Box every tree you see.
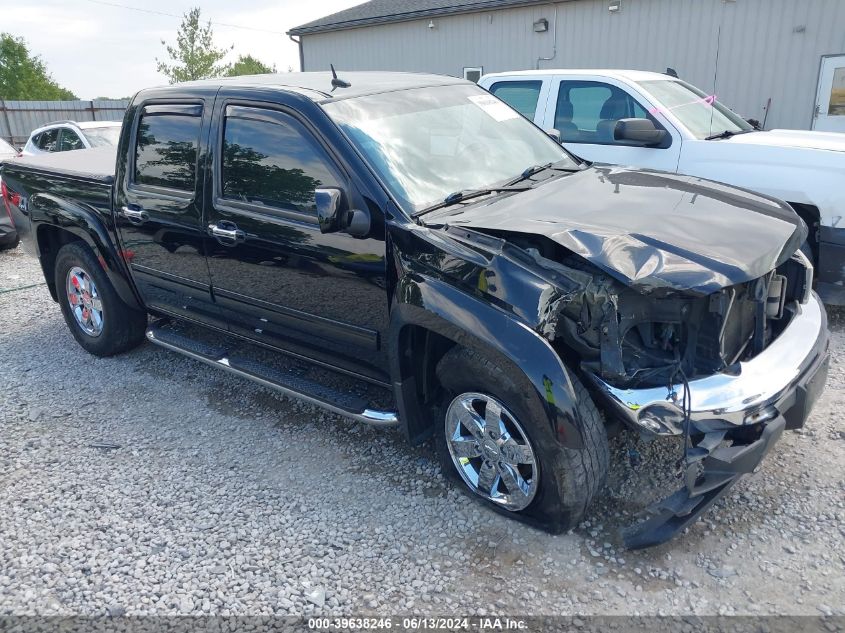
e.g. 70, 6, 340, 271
0, 33, 76, 100
226, 54, 276, 77
156, 7, 232, 83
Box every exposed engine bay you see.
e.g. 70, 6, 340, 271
434, 165, 812, 390
486, 232, 813, 390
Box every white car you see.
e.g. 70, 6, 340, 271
22, 120, 122, 156
479, 69, 845, 303
0, 138, 20, 160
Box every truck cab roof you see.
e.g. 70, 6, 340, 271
160, 71, 469, 102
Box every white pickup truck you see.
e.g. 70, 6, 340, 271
479, 69, 845, 303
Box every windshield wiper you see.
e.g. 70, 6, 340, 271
413, 186, 529, 218
704, 129, 757, 141
506, 160, 583, 186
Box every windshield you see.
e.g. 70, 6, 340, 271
84, 125, 121, 147
639, 79, 753, 139
323, 84, 577, 212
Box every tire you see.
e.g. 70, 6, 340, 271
0, 235, 18, 251
434, 346, 609, 533
55, 242, 147, 357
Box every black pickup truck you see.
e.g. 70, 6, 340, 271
1, 72, 830, 548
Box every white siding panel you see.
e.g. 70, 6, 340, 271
301, 0, 845, 130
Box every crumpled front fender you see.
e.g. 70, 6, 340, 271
389, 271, 588, 449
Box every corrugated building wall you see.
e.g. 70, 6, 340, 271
0, 100, 129, 147
300, 0, 845, 130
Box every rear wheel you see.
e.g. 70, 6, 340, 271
435, 346, 609, 532
55, 242, 147, 356
0, 234, 18, 251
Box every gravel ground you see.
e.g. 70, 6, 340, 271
0, 242, 843, 617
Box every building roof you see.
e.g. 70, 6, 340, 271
288, 0, 550, 35
175, 71, 468, 102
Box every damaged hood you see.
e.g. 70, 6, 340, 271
439, 166, 805, 294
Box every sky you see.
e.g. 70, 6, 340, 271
1, 0, 364, 99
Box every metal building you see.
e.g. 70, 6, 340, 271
288, 0, 845, 131
0, 100, 129, 147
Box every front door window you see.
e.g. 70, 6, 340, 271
220, 109, 338, 217
555, 80, 649, 144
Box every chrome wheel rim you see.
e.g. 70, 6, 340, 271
66, 266, 103, 337
445, 392, 539, 511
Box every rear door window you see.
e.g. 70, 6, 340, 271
36, 129, 59, 152
488, 81, 543, 119
134, 106, 202, 191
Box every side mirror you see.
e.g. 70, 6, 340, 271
315, 187, 371, 238
345, 208, 371, 238
315, 187, 343, 233
614, 119, 668, 147
546, 128, 562, 143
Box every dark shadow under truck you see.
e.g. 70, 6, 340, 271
0, 72, 829, 548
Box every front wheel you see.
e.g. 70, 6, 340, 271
435, 346, 609, 532
55, 242, 147, 357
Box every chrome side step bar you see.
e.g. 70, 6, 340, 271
145, 324, 400, 429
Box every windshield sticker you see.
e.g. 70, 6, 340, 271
649, 94, 717, 117
468, 95, 519, 122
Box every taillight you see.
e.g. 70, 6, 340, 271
1, 180, 19, 227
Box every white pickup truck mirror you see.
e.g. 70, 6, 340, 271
614, 119, 668, 147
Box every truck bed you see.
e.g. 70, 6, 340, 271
9, 147, 117, 184
1, 147, 117, 257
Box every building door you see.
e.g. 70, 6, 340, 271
813, 55, 845, 133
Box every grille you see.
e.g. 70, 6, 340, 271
696, 281, 758, 368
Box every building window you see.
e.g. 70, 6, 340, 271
463, 67, 483, 83
829, 67, 845, 116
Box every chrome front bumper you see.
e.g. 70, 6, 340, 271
587, 293, 829, 435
